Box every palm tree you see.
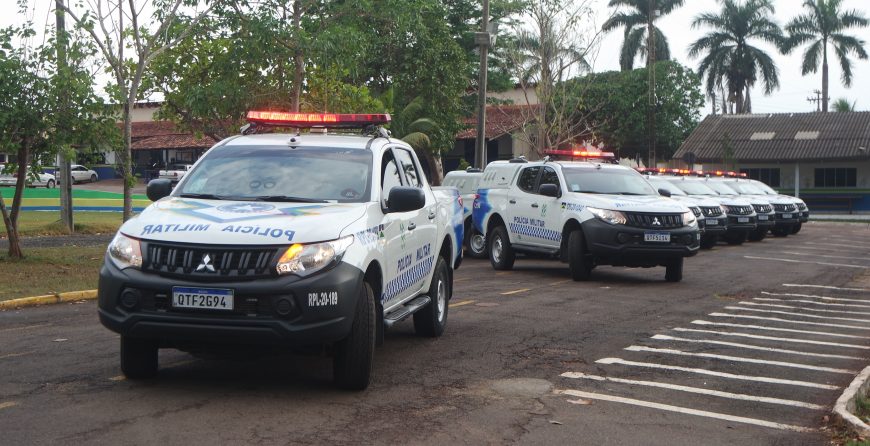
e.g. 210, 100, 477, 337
782, 0, 869, 112
832, 97, 856, 112
688, 0, 786, 114
602, 0, 685, 71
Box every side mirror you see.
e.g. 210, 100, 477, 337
538, 183, 560, 197
387, 186, 425, 213
658, 188, 672, 198
147, 179, 173, 201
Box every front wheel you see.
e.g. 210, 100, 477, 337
46, 179, 55, 189
489, 226, 515, 270
772, 227, 791, 237
568, 229, 591, 281
700, 235, 718, 249
120, 336, 158, 379
90, 174, 97, 183
665, 258, 684, 282
747, 229, 767, 242
791, 222, 802, 234
414, 257, 450, 337
333, 281, 376, 390
466, 227, 488, 259
725, 231, 746, 245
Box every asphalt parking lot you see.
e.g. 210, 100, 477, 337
1, 221, 869, 445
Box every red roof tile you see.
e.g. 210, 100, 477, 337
456, 104, 539, 139
121, 121, 218, 150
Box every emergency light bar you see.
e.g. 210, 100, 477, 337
543, 149, 615, 158
246, 111, 391, 128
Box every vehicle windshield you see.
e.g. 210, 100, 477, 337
668, 180, 718, 196
562, 167, 658, 195
177, 145, 373, 203
725, 181, 764, 195
751, 181, 778, 195
646, 177, 687, 196
706, 181, 738, 195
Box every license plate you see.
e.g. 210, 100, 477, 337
737, 217, 749, 223
706, 219, 718, 225
644, 231, 670, 243
783, 213, 792, 219
172, 287, 234, 310
758, 215, 769, 221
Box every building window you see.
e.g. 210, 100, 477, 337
740, 168, 781, 187
814, 168, 857, 188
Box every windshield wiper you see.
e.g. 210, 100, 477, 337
250, 195, 327, 203
179, 193, 228, 200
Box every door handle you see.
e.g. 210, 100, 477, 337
407, 223, 417, 231
531, 203, 539, 208
428, 210, 436, 220
509, 199, 517, 204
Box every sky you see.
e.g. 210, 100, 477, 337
4, 0, 870, 116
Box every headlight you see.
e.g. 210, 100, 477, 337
588, 207, 627, 225
107, 232, 142, 269
276, 235, 354, 276
682, 211, 697, 227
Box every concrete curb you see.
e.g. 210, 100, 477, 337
834, 365, 870, 437
0, 290, 98, 310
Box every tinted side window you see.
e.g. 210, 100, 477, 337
393, 149, 422, 188
381, 151, 403, 196
540, 167, 560, 192
517, 166, 541, 193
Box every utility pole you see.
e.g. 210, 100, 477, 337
807, 89, 822, 112
56, 0, 73, 232
647, 0, 656, 168
474, 0, 490, 169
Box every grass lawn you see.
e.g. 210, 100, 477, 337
0, 187, 151, 210
0, 211, 123, 237
0, 245, 106, 301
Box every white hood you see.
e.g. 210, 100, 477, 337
572, 193, 690, 213
120, 197, 367, 245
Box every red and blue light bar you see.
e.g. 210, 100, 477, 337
246, 111, 391, 128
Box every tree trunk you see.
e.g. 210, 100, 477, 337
822, 41, 829, 113
0, 194, 22, 258
421, 149, 443, 186
291, 0, 303, 112
122, 100, 133, 221
10, 145, 28, 227
735, 87, 745, 114
744, 86, 752, 114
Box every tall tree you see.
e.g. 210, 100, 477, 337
782, 0, 868, 112
832, 97, 857, 112
601, 0, 685, 71
688, 0, 786, 114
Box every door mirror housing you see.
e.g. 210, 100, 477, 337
539, 183, 560, 197
658, 188, 672, 198
387, 186, 425, 213
147, 179, 173, 201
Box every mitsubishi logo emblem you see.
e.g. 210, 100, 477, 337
196, 254, 215, 272
652, 217, 662, 226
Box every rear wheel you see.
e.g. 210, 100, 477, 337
568, 229, 591, 281
725, 231, 746, 245
489, 226, 515, 270
333, 281, 376, 390
90, 174, 97, 183
414, 257, 450, 337
466, 227, 487, 259
665, 258, 684, 282
791, 222, 802, 234
120, 336, 158, 379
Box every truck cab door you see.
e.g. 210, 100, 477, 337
537, 166, 565, 248
509, 165, 547, 247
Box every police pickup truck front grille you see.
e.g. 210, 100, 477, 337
773, 203, 797, 213
700, 206, 723, 217
624, 213, 684, 229
752, 204, 773, 214
725, 205, 753, 215
142, 242, 280, 279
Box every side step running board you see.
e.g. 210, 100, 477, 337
383, 296, 430, 328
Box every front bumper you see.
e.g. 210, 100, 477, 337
800, 210, 810, 223
755, 213, 775, 229
725, 215, 756, 232
98, 257, 364, 346
774, 211, 800, 228
581, 218, 699, 267
700, 216, 728, 234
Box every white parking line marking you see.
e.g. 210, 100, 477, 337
778, 245, 865, 254
0, 323, 52, 333
0, 351, 33, 360
690, 320, 870, 340
449, 300, 475, 308
724, 306, 870, 323
556, 389, 816, 433
560, 372, 826, 410
500, 288, 530, 295
754, 297, 870, 309
783, 284, 870, 292
762, 291, 870, 304
595, 357, 840, 390
805, 241, 870, 249
744, 256, 868, 269
778, 251, 870, 262
0, 402, 18, 410
739, 301, 870, 316
709, 313, 870, 331
624, 345, 857, 374
652, 334, 864, 359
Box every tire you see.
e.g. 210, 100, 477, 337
747, 229, 767, 242
466, 227, 488, 259
772, 227, 790, 237
665, 258, 683, 282
725, 231, 746, 245
46, 179, 55, 189
90, 174, 97, 183
700, 235, 718, 250
414, 257, 450, 337
568, 229, 591, 281
333, 281, 376, 390
120, 336, 158, 379
791, 222, 802, 234
489, 225, 515, 270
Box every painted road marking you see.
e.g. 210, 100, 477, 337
762, 291, 870, 304
804, 241, 870, 249
724, 306, 870, 323
0, 323, 52, 333
778, 251, 870, 262
754, 297, 870, 309
0, 402, 18, 410
595, 357, 840, 390
624, 346, 856, 374
652, 334, 864, 359
709, 313, 870, 331
0, 351, 33, 360
109, 375, 126, 381
560, 372, 826, 410
744, 256, 868, 269
783, 284, 869, 292
449, 300, 475, 308
778, 245, 867, 254
739, 301, 870, 316
549, 280, 571, 286
690, 320, 870, 341
556, 389, 815, 433
500, 288, 530, 295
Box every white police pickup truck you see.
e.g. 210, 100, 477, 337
472, 159, 699, 282
99, 112, 464, 390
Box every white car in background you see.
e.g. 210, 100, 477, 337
0, 164, 57, 188
69, 164, 99, 183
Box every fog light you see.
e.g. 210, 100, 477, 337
616, 233, 630, 244
120, 288, 141, 309
275, 297, 295, 316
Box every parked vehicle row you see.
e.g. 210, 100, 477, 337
0, 164, 57, 188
